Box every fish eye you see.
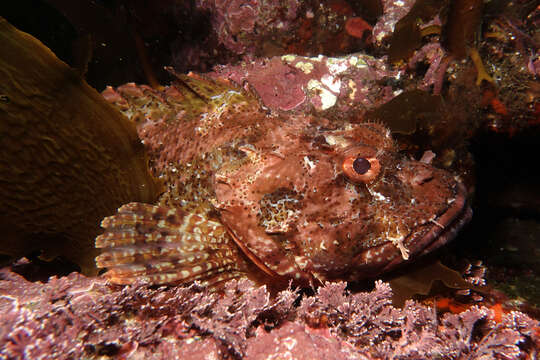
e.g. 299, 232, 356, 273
352, 157, 370, 174
342, 156, 380, 183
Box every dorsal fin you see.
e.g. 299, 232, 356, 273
165, 67, 258, 109
108, 69, 261, 129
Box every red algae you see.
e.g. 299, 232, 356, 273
0, 269, 537, 359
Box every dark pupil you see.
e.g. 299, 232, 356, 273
352, 157, 371, 174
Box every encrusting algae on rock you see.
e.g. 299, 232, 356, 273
97, 68, 472, 289
0, 18, 162, 275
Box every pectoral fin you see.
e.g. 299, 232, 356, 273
95, 203, 244, 287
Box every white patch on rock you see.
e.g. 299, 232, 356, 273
307, 79, 337, 110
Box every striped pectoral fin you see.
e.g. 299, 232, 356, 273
95, 203, 245, 286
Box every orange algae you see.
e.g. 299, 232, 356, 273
436, 297, 471, 314
345, 17, 372, 39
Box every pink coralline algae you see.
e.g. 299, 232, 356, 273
192, 0, 378, 60
0, 267, 537, 359
197, 0, 301, 55
210, 53, 401, 114
408, 42, 450, 95
371, 0, 416, 44
245, 322, 363, 360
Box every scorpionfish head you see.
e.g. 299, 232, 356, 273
213, 117, 471, 284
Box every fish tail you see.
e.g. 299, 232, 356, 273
95, 203, 245, 287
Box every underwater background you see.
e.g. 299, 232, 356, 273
1, 0, 539, 358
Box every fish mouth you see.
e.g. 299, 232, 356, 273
384, 181, 472, 272
353, 181, 472, 276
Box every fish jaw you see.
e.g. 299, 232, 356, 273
381, 182, 472, 272
347, 181, 472, 279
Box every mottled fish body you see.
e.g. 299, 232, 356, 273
97, 72, 471, 288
